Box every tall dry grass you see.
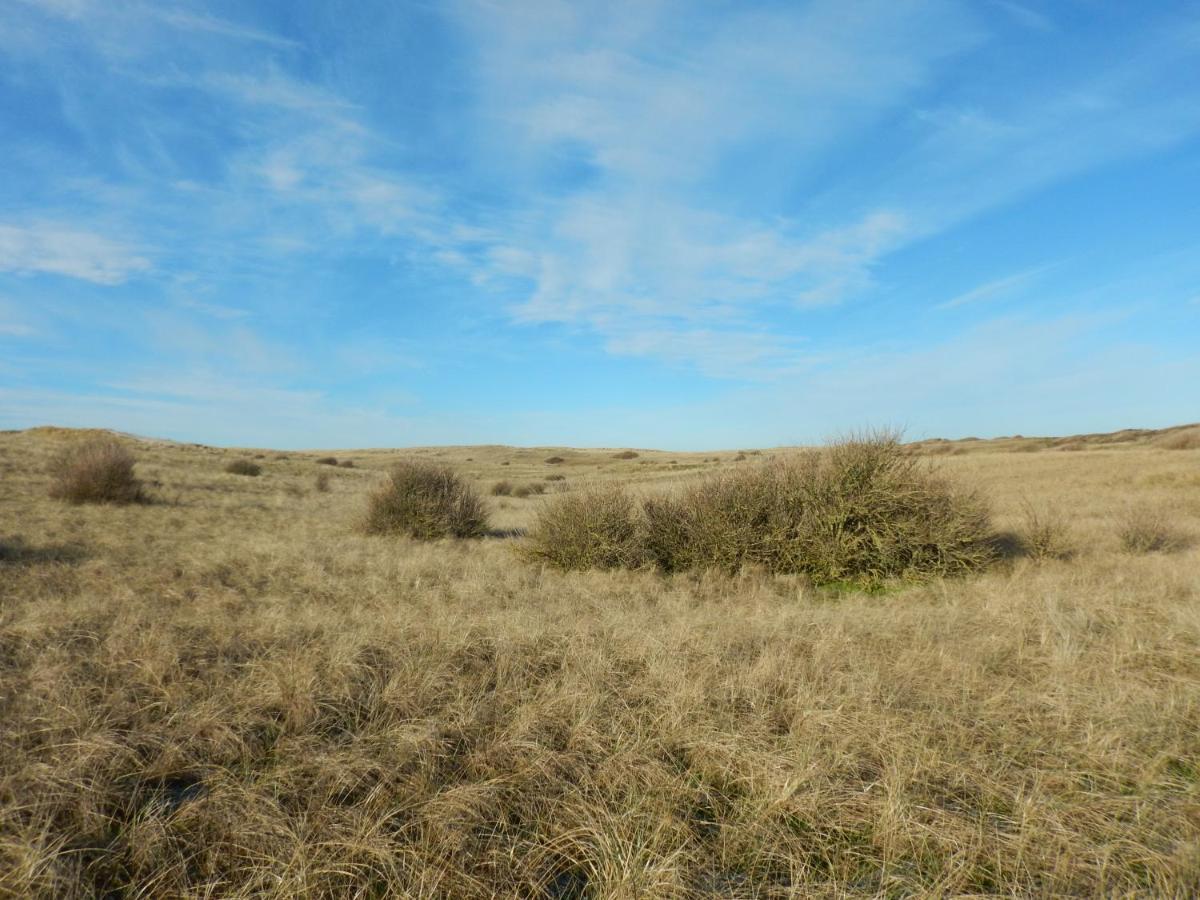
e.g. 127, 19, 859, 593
1, 429, 1198, 897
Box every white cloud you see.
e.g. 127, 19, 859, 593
937, 262, 1058, 310
0, 222, 150, 285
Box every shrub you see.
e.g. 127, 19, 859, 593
491, 480, 514, 496
225, 459, 262, 477
612, 450, 639, 460
338, 459, 356, 468
314, 472, 331, 493
48, 437, 146, 505
1015, 501, 1074, 560
521, 486, 646, 570
316, 457, 339, 466
513, 482, 546, 498
524, 431, 996, 584
545, 456, 565, 465
363, 462, 488, 540
545, 474, 566, 482
1116, 506, 1182, 553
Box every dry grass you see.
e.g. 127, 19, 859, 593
1015, 500, 1075, 560
1, 428, 1200, 897
1116, 504, 1186, 554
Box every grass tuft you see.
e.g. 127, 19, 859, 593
1016, 501, 1074, 560
1116, 505, 1184, 554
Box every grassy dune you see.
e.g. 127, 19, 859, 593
1, 428, 1199, 897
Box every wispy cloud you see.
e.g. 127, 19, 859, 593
937, 262, 1058, 310
0, 222, 150, 285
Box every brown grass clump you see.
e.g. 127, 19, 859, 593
545, 474, 566, 482
314, 471, 331, 493
521, 486, 646, 570
224, 459, 262, 477
545, 455, 565, 465
363, 462, 488, 539
1016, 501, 1074, 560
315, 456, 339, 466
491, 480, 514, 496
612, 450, 639, 459
513, 482, 546, 498
47, 436, 146, 505
1116, 505, 1184, 553
338, 459, 356, 468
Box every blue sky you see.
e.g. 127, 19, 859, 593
1, 0, 1197, 449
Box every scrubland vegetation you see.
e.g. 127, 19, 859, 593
1, 425, 1199, 897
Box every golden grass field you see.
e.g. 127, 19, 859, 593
2, 425, 1199, 898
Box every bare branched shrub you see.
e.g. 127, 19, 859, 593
48, 437, 146, 505
224, 459, 261, 477
491, 480, 514, 496
1016, 501, 1074, 560
521, 486, 646, 570
1116, 506, 1183, 554
646, 432, 994, 583
363, 462, 488, 539
526, 432, 995, 584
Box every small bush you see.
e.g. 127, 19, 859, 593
363, 463, 488, 540
48, 437, 146, 505
612, 450, 639, 460
521, 486, 646, 570
545, 456, 565, 465
545, 474, 566, 482
1014, 502, 1073, 560
316, 457, 339, 466
338, 459, 356, 468
491, 480, 514, 496
1117, 506, 1182, 554
314, 472, 331, 493
225, 459, 262, 477
513, 482, 546, 499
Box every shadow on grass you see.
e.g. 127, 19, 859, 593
486, 527, 528, 540
0, 536, 90, 565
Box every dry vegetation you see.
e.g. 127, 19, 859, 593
1, 426, 1199, 897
